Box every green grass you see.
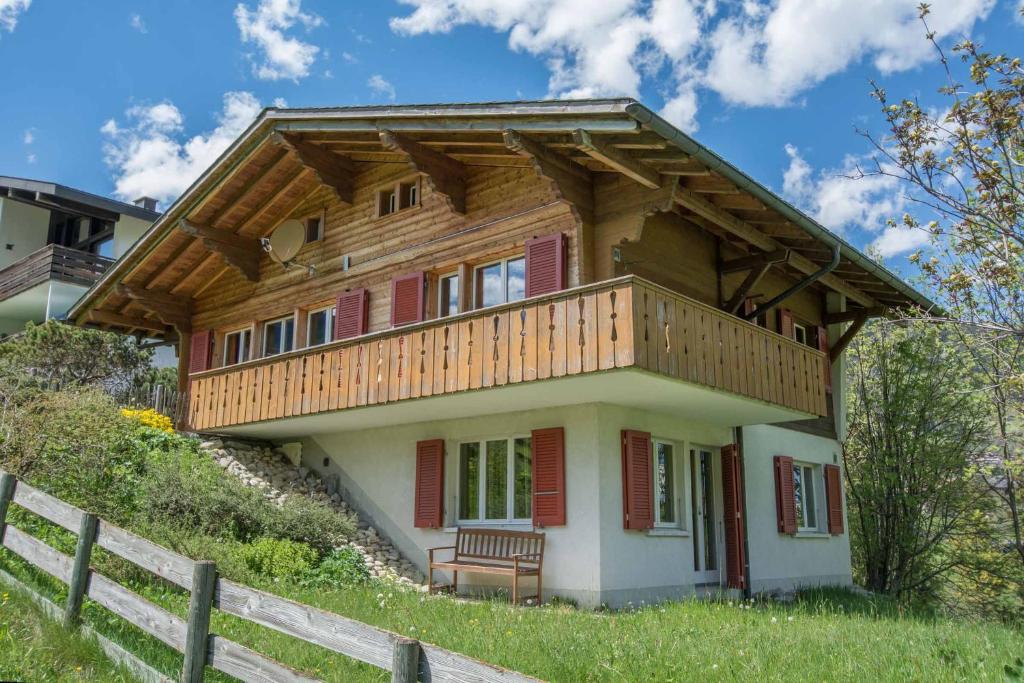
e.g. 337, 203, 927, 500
2, 552, 1021, 683
0, 583, 135, 682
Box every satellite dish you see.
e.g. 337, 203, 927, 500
267, 219, 305, 263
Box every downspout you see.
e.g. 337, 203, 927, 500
744, 244, 840, 321
735, 426, 752, 599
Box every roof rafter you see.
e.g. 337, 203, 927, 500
379, 129, 467, 214
272, 132, 355, 205
572, 129, 662, 189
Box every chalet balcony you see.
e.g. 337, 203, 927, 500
0, 244, 114, 303
186, 276, 829, 436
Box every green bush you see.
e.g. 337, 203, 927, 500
240, 538, 318, 580
269, 494, 355, 555
302, 546, 373, 588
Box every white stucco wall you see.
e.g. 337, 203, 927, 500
741, 424, 852, 593
0, 197, 50, 269
112, 214, 151, 258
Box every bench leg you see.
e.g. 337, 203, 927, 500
512, 573, 518, 606
536, 574, 542, 606
428, 565, 434, 595
452, 570, 458, 596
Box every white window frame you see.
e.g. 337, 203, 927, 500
222, 326, 254, 366
306, 305, 335, 347
652, 438, 685, 529
437, 271, 459, 318
793, 322, 808, 346
793, 461, 820, 532
262, 314, 296, 358
472, 255, 526, 309
455, 434, 533, 525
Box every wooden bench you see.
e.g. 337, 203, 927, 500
428, 528, 545, 605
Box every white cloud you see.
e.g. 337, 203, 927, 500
130, 13, 147, 33
341, 51, 357, 63
389, 0, 993, 130
22, 128, 33, 145
26, 153, 36, 164
235, 0, 323, 81
101, 91, 263, 206
0, 0, 30, 33
368, 74, 396, 101
782, 143, 918, 256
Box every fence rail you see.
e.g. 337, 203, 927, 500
0, 471, 540, 683
0, 244, 114, 301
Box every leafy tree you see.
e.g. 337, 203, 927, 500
844, 320, 991, 600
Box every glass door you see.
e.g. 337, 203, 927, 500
690, 447, 723, 584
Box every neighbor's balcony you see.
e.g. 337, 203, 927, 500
186, 276, 829, 432
0, 244, 114, 302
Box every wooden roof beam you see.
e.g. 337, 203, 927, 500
379, 129, 467, 214
273, 132, 355, 205
176, 220, 260, 282
87, 310, 169, 336
673, 187, 876, 307
503, 129, 593, 216
116, 285, 192, 332
572, 129, 662, 189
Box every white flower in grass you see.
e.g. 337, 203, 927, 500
787, 616, 794, 622
771, 616, 778, 624
712, 664, 719, 670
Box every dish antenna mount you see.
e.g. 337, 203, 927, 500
260, 219, 316, 277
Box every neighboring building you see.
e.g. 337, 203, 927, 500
69, 100, 932, 607
0, 176, 160, 336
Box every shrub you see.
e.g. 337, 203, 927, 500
302, 546, 372, 588
240, 538, 318, 580
267, 495, 355, 555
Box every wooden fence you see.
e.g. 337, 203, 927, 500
0, 471, 540, 683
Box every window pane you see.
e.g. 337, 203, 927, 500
95, 237, 115, 258
506, 257, 525, 302
240, 331, 251, 362
283, 319, 295, 353
657, 442, 675, 524
459, 443, 480, 520
701, 451, 717, 570
793, 464, 805, 528
308, 309, 330, 346
440, 275, 459, 317
264, 322, 282, 356
513, 437, 532, 519
476, 263, 503, 308
803, 465, 817, 528
226, 333, 240, 365
485, 440, 508, 519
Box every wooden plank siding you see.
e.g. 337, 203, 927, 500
187, 276, 828, 431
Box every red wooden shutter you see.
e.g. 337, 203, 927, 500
621, 430, 653, 530
524, 233, 567, 298
742, 298, 757, 318
824, 464, 844, 535
334, 288, 369, 340
778, 308, 795, 339
414, 439, 445, 528
391, 272, 426, 327
721, 444, 747, 590
189, 330, 212, 373
773, 455, 797, 535
817, 325, 832, 392
531, 427, 566, 526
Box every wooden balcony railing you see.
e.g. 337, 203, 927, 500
0, 244, 114, 301
187, 276, 829, 431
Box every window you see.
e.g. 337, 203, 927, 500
377, 178, 420, 217
438, 273, 459, 317
793, 462, 819, 531
653, 440, 682, 527
307, 306, 335, 347
223, 328, 252, 366
474, 256, 525, 308
304, 215, 323, 243
457, 437, 532, 523
793, 323, 808, 346
262, 316, 295, 357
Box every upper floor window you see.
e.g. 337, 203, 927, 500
474, 255, 525, 309
376, 178, 420, 218
262, 315, 295, 357
307, 305, 335, 347
304, 215, 323, 243
438, 272, 459, 317
458, 437, 532, 523
224, 327, 253, 366
793, 323, 808, 346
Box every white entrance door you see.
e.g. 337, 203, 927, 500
690, 447, 724, 585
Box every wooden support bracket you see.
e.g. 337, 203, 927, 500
721, 249, 792, 315
177, 220, 260, 282
116, 284, 193, 333
573, 129, 662, 189
830, 314, 868, 363
379, 129, 467, 214
503, 129, 593, 218
273, 132, 355, 206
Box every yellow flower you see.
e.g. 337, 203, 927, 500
121, 408, 174, 433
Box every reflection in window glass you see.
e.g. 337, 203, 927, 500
514, 437, 532, 519
476, 263, 503, 308
263, 317, 295, 357
307, 307, 335, 347
507, 257, 525, 302
656, 441, 676, 525
485, 440, 508, 520
459, 443, 480, 520
439, 274, 459, 317
224, 329, 252, 366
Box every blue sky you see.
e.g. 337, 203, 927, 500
2, 0, 1022, 277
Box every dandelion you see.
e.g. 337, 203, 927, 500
771, 616, 778, 623
787, 616, 794, 622
379, 601, 386, 608
712, 664, 719, 670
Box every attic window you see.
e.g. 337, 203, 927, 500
376, 178, 420, 218
304, 215, 323, 243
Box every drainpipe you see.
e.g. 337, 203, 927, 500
735, 426, 752, 599
743, 244, 840, 321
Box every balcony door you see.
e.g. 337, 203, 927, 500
690, 446, 724, 585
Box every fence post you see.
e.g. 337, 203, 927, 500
64, 512, 99, 629
181, 560, 216, 683
391, 637, 420, 683
0, 472, 16, 541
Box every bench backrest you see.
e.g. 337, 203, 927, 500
454, 528, 545, 565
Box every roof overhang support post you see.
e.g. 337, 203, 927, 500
272, 132, 355, 206
116, 284, 193, 333
829, 313, 868, 363
177, 220, 260, 282
572, 129, 662, 189
721, 249, 792, 315
379, 129, 467, 214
